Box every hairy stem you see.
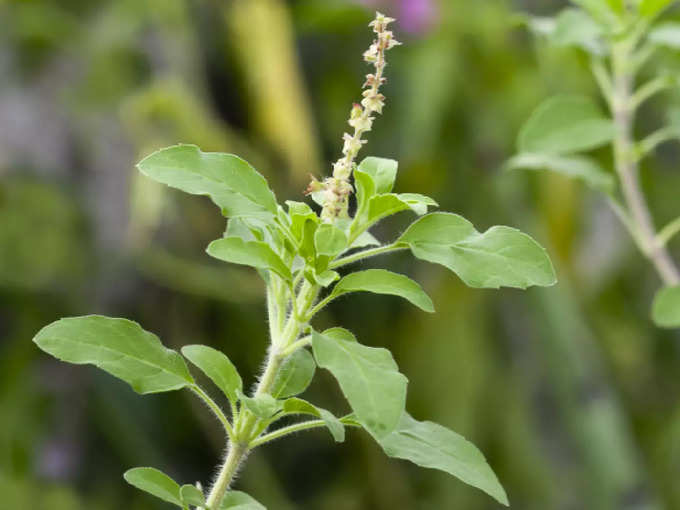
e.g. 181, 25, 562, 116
205, 442, 247, 509
205, 279, 319, 509
329, 243, 406, 269
611, 43, 680, 286
249, 420, 327, 448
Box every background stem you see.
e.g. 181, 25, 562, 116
611, 43, 680, 286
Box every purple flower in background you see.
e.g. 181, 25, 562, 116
357, 0, 438, 35
399, 0, 437, 34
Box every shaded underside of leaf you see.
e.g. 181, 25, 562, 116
505, 152, 614, 193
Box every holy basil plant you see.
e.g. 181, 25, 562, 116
513, 0, 680, 327
33, 13, 556, 509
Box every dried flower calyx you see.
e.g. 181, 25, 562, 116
309, 12, 401, 223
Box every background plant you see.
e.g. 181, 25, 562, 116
510, 0, 680, 328
31, 11, 557, 510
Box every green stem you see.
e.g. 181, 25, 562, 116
249, 420, 327, 448
630, 76, 672, 109
658, 216, 680, 247
330, 243, 405, 269
205, 281, 320, 509
205, 442, 247, 509
636, 126, 680, 160
280, 335, 312, 357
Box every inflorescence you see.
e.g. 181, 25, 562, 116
307, 12, 401, 223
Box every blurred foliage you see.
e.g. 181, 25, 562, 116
1, 0, 679, 508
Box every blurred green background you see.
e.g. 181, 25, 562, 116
1, 0, 680, 508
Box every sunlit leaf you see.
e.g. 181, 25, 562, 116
330, 269, 435, 312
312, 329, 407, 438
378, 414, 509, 506
518, 95, 615, 154
398, 213, 556, 289
357, 157, 398, 194
137, 144, 277, 220
33, 316, 194, 394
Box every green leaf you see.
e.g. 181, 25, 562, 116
350, 230, 381, 249
271, 349, 316, 398
330, 269, 435, 313
137, 144, 277, 220
398, 213, 556, 289
314, 223, 348, 257
572, 0, 623, 28
281, 398, 345, 442
639, 0, 675, 18
286, 201, 318, 242
357, 157, 398, 194
505, 152, 614, 193
238, 391, 281, 419
649, 22, 680, 49
180, 485, 205, 507
551, 8, 604, 54
33, 316, 194, 394
225, 218, 258, 242
207, 237, 291, 280
362, 192, 435, 230
518, 95, 615, 155
397, 193, 439, 215
313, 269, 340, 287
652, 285, 680, 328
312, 329, 407, 438
181, 345, 242, 404
354, 168, 376, 211
378, 414, 509, 506
219, 491, 266, 509
123, 467, 182, 506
